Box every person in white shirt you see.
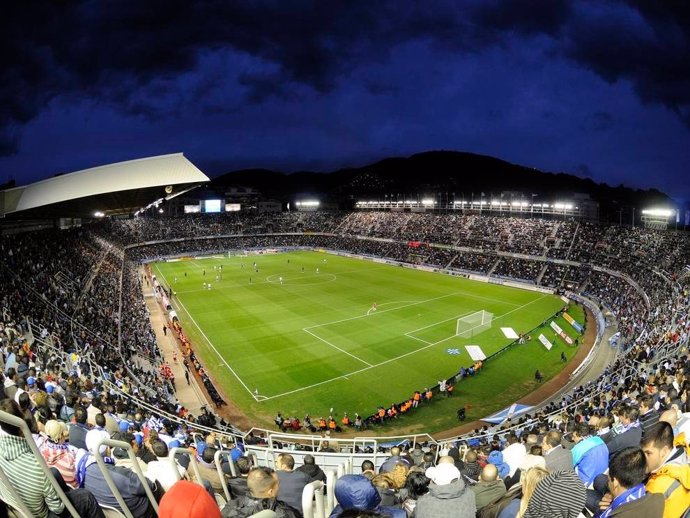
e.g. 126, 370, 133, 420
145, 440, 186, 492
501, 433, 526, 478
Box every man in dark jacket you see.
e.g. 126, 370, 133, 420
296, 454, 327, 483
227, 456, 252, 498
379, 446, 411, 473
605, 405, 642, 459
598, 447, 664, 518
329, 474, 405, 518
416, 462, 476, 518
275, 453, 310, 515
222, 467, 300, 518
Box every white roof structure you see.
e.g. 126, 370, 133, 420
1, 153, 209, 218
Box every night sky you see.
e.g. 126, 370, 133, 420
1, 1, 689, 201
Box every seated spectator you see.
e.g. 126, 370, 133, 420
227, 456, 253, 498
605, 405, 642, 458
40, 420, 77, 489
80, 429, 159, 518
329, 474, 405, 518
639, 395, 661, 435
191, 446, 225, 496
504, 454, 546, 491
490, 466, 548, 518
571, 422, 608, 486
597, 447, 664, 518
221, 466, 300, 518
641, 422, 690, 518
144, 440, 185, 492
520, 469, 586, 518
461, 450, 481, 482
0, 399, 105, 518
296, 454, 326, 483
487, 450, 510, 480
501, 434, 526, 478
275, 452, 310, 515
158, 480, 221, 518
68, 405, 90, 451
399, 470, 430, 517
361, 460, 376, 479
415, 461, 476, 518
542, 430, 573, 473
471, 464, 507, 511
379, 446, 411, 473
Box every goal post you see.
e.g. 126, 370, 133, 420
456, 310, 494, 338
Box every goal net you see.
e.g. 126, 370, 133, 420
456, 310, 494, 338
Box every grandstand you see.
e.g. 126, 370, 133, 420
1, 156, 689, 518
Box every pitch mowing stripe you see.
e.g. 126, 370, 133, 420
260, 293, 551, 401
154, 264, 259, 402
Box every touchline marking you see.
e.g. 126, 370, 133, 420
303, 328, 373, 367
154, 265, 260, 402
261, 293, 551, 402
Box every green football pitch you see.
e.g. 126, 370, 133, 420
152, 250, 584, 433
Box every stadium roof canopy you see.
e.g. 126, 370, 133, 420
0, 153, 209, 220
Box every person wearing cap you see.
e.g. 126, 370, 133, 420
415, 457, 476, 518
40, 420, 78, 489
159, 480, 221, 518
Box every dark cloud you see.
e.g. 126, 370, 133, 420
0, 0, 689, 159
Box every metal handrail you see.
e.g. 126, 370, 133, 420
93, 438, 159, 517
0, 409, 80, 518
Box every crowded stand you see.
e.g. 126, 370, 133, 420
2, 210, 690, 518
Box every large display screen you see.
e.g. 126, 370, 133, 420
204, 199, 222, 213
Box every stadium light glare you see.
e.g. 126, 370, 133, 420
554, 202, 573, 210
296, 200, 320, 207
641, 208, 674, 218
421, 198, 436, 205
93, 211, 105, 218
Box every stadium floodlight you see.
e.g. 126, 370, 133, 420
554, 202, 573, 210
421, 198, 436, 206
641, 208, 674, 218
296, 200, 320, 207
93, 211, 105, 218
